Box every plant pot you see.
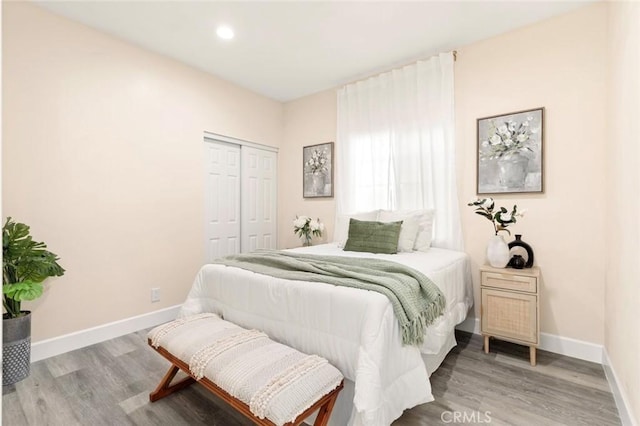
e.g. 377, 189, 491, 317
3, 311, 31, 385
486, 235, 510, 268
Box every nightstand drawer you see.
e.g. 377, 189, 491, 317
481, 288, 538, 345
481, 271, 537, 293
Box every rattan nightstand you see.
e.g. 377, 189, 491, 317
480, 265, 540, 366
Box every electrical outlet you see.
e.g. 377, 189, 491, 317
151, 288, 160, 303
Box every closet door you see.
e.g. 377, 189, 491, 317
241, 146, 277, 252
204, 141, 241, 261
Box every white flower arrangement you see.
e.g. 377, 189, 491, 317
468, 197, 526, 235
293, 215, 324, 246
305, 148, 329, 175
480, 115, 538, 160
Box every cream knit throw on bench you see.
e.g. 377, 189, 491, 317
148, 314, 343, 426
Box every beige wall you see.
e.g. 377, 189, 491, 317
280, 4, 608, 344
606, 1, 640, 422
457, 3, 607, 343
2, 2, 283, 341
278, 90, 337, 249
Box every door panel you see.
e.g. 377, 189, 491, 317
204, 141, 241, 261
241, 147, 277, 252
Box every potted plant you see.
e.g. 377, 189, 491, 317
467, 198, 525, 268
3, 217, 64, 385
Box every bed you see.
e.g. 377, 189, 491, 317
180, 243, 472, 426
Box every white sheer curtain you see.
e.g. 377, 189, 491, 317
336, 52, 463, 250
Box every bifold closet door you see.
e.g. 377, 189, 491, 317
204, 141, 241, 261
241, 146, 277, 252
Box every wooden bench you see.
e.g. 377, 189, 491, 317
147, 314, 344, 426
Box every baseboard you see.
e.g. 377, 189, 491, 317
603, 349, 638, 426
455, 317, 603, 364
31, 305, 181, 363
30, 309, 608, 367
455, 316, 482, 335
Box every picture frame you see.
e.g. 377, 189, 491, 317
477, 107, 544, 194
303, 142, 334, 198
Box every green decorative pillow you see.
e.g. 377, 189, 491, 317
343, 219, 403, 254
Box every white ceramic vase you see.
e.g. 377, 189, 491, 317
486, 234, 510, 268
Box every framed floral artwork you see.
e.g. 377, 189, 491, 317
477, 107, 544, 194
303, 142, 333, 198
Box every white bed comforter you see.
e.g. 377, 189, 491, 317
180, 244, 472, 426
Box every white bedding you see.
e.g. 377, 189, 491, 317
180, 243, 472, 426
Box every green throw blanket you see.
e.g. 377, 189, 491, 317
213, 250, 446, 347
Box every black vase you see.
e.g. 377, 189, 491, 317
508, 234, 534, 268
508, 254, 526, 269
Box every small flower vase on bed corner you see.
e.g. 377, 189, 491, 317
486, 234, 510, 268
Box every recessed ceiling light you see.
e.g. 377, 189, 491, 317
216, 25, 234, 40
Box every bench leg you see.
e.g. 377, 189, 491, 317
150, 364, 196, 402
312, 390, 340, 426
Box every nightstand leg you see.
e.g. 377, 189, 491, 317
530, 346, 536, 366
484, 335, 489, 354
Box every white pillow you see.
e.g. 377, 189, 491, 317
412, 210, 435, 251
334, 210, 380, 247
379, 209, 435, 252
377, 212, 420, 252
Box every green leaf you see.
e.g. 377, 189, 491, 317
3, 280, 43, 301
474, 211, 493, 220
3, 217, 64, 314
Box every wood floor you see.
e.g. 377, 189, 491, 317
2, 330, 620, 426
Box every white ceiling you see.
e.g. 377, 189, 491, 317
34, 1, 594, 102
